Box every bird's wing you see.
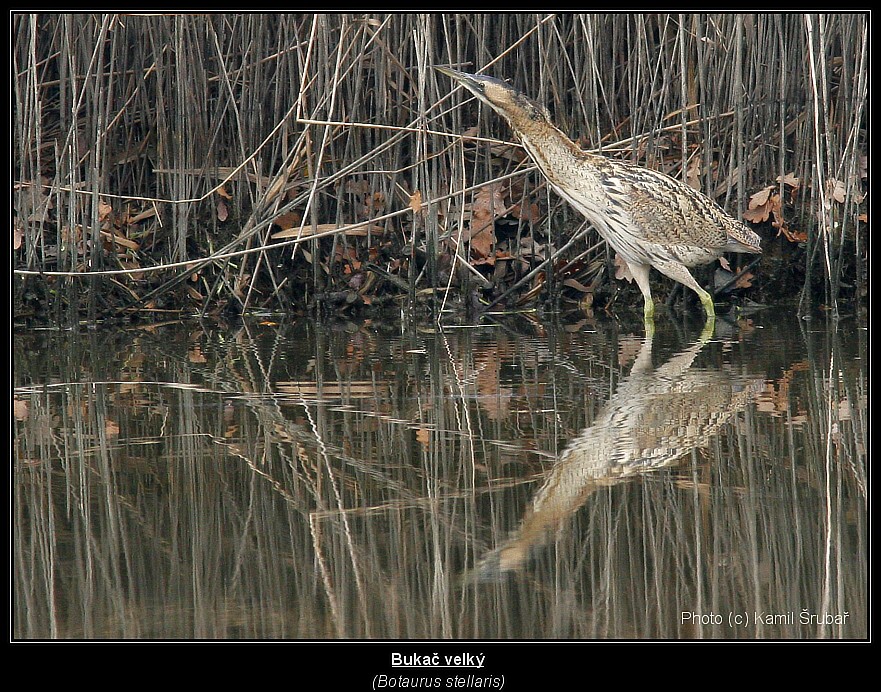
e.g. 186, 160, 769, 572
612, 164, 731, 250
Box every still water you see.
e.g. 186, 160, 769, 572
13, 307, 867, 640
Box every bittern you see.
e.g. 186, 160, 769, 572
466, 327, 764, 582
437, 67, 762, 325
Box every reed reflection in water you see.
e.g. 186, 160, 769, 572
467, 323, 763, 584
13, 314, 867, 639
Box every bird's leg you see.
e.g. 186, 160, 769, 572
699, 312, 716, 342
652, 260, 716, 320
695, 286, 716, 319
628, 262, 656, 335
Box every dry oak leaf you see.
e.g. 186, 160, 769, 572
464, 185, 505, 259
744, 185, 782, 224
777, 173, 800, 189
780, 227, 808, 243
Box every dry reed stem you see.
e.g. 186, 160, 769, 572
13, 13, 867, 318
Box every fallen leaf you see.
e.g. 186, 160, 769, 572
273, 210, 302, 229
13, 397, 28, 421
614, 254, 633, 282
562, 277, 592, 292
734, 270, 754, 289
748, 185, 773, 210
743, 207, 769, 224
462, 184, 505, 259
409, 190, 423, 214
827, 178, 847, 204
777, 172, 800, 189
686, 157, 702, 190
98, 199, 113, 222
511, 201, 541, 223
744, 187, 782, 224
780, 227, 808, 243
364, 191, 386, 217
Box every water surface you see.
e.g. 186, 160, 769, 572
13, 308, 867, 639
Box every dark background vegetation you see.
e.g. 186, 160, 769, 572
12, 13, 868, 324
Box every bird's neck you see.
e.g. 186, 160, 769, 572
513, 118, 605, 188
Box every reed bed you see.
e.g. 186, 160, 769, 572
12, 13, 868, 323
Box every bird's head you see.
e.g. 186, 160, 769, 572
436, 67, 551, 126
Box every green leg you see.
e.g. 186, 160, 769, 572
695, 288, 715, 340
652, 260, 716, 320
643, 297, 656, 338
697, 288, 716, 320
699, 312, 715, 341
629, 262, 655, 336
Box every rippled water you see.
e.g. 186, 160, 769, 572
13, 307, 867, 640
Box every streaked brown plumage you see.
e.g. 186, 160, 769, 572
464, 325, 764, 582
437, 67, 762, 324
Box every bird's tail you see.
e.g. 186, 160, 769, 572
724, 228, 762, 254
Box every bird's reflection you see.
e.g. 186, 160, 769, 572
468, 323, 763, 582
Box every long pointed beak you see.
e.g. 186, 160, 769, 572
436, 66, 509, 108
435, 66, 481, 89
